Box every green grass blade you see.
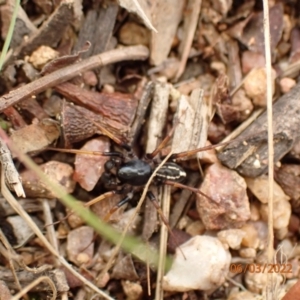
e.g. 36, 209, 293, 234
0, 0, 20, 71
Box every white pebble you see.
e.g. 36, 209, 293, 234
163, 235, 231, 292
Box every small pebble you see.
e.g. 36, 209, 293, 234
119, 22, 149, 46
76, 253, 90, 264
245, 175, 290, 204
279, 77, 296, 93
245, 270, 282, 294
244, 67, 276, 107
197, 163, 250, 230
82, 70, 98, 86
217, 229, 245, 250
163, 235, 231, 292
228, 290, 258, 300
28, 45, 59, 69
97, 272, 110, 288
240, 223, 259, 249
122, 280, 143, 300
249, 202, 260, 221
239, 247, 256, 258
241, 51, 265, 74
275, 227, 289, 240
186, 220, 206, 236
67, 226, 94, 266
260, 199, 291, 229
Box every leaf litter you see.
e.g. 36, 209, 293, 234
0, 0, 299, 299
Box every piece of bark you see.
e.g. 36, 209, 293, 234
275, 164, 300, 205
172, 88, 210, 160
0, 197, 56, 216
145, 82, 169, 154
150, 0, 184, 65
17, 98, 48, 121
0, 0, 37, 49
3, 107, 26, 129
218, 80, 300, 177
54, 82, 138, 126
141, 187, 158, 242
8, 0, 80, 61
227, 39, 242, 90
60, 102, 129, 147
74, 3, 118, 57
0, 269, 69, 292
228, 3, 283, 54
128, 79, 153, 145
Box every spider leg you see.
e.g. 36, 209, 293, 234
44, 191, 117, 227
47, 147, 124, 158
103, 191, 134, 222
146, 111, 187, 159
163, 180, 216, 203
147, 191, 186, 259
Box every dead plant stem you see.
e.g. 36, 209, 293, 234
262, 0, 275, 298
0, 45, 149, 111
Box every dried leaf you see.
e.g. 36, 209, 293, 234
10, 119, 60, 157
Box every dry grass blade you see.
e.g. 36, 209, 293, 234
0, 229, 22, 294
262, 0, 277, 298
155, 185, 171, 300
0, 169, 114, 299
11, 276, 57, 300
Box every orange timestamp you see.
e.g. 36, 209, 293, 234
230, 263, 292, 274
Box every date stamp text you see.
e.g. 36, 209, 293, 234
230, 263, 292, 274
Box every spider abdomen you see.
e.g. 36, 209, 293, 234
155, 162, 186, 183
117, 159, 152, 186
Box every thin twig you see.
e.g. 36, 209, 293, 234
11, 276, 57, 300
0, 45, 149, 111
217, 108, 265, 151
42, 199, 58, 252
262, 0, 275, 298
0, 229, 23, 296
